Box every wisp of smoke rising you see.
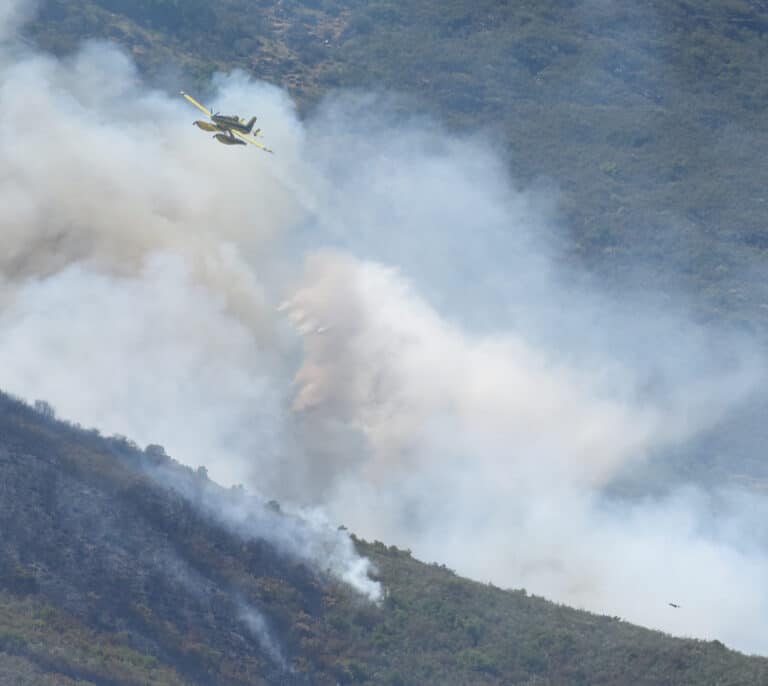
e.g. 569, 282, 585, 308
2, 2, 768, 653
145, 456, 381, 602
239, 605, 289, 672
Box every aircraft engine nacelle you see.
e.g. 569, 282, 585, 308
213, 133, 246, 146
194, 120, 220, 132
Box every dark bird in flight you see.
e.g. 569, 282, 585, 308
668, 603, 681, 609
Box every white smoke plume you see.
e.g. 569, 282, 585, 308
144, 458, 382, 602
239, 605, 289, 673
2, 1, 768, 653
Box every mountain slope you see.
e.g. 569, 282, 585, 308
1, 391, 767, 685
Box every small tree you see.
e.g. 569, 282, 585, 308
33, 399, 56, 420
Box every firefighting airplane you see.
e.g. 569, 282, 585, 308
180, 91, 274, 153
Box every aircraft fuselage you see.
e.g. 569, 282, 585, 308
211, 114, 258, 134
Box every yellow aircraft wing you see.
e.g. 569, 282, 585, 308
233, 129, 274, 154
180, 91, 213, 118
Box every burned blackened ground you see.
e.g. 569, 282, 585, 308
0, 392, 358, 685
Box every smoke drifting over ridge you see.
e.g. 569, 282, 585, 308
2, 2, 768, 652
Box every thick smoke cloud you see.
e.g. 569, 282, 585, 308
2, 1, 768, 652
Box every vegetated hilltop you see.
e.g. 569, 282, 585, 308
1, 390, 768, 685
25, 0, 768, 329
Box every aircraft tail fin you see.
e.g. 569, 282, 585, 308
245, 116, 258, 132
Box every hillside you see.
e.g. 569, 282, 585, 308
1, 391, 767, 685
24, 0, 768, 329
5, 2, 768, 683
